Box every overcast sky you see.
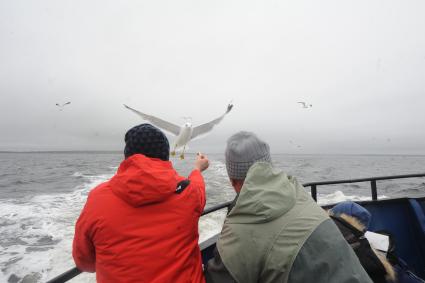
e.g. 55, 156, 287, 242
0, 0, 424, 154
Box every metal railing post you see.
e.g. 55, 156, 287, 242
371, 180, 378, 201
311, 185, 317, 202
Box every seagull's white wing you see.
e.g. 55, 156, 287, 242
123, 104, 181, 136
297, 102, 306, 107
191, 104, 233, 140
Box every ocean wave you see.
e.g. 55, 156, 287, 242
0, 173, 111, 283
209, 161, 228, 177
299, 162, 313, 168
389, 184, 425, 197
0, 179, 32, 189
0, 172, 16, 179
317, 190, 387, 205
348, 184, 362, 189
72, 172, 84, 178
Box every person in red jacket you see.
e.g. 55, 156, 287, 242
73, 123, 209, 283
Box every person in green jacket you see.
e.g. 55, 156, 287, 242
204, 131, 373, 283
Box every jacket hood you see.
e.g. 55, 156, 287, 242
330, 201, 371, 231
227, 162, 297, 224
110, 154, 179, 207
330, 213, 396, 282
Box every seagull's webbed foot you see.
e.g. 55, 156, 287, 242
179, 153, 185, 160
171, 151, 176, 157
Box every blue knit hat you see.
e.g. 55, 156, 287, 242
330, 201, 372, 230
124, 124, 170, 161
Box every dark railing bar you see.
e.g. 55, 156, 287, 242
310, 185, 317, 202
201, 201, 233, 216
46, 267, 81, 283
371, 180, 378, 201
302, 173, 425, 187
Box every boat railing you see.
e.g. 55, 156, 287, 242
46, 172, 425, 283
303, 172, 425, 202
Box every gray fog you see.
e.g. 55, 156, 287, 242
1, 0, 424, 154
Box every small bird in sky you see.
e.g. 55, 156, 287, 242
297, 102, 312, 108
56, 102, 71, 111
124, 103, 233, 159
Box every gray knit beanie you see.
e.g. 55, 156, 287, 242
225, 131, 271, 180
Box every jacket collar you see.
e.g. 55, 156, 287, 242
226, 162, 297, 224
110, 154, 179, 207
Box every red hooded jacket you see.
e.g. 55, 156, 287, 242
72, 154, 206, 283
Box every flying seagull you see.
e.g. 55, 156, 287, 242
56, 102, 71, 111
124, 103, 233, 159
297, 101, 312, 108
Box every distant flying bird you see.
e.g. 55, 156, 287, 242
297, 102, 312, 108
124, 103, 234, 159
56, 102, 71, 111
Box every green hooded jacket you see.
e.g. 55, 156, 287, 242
205, 162, 372, 283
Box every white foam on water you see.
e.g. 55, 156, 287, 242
0, 174, 111, 283
72, 172, 84, 178
199, 210, 227, 243
317, 190, 388, 206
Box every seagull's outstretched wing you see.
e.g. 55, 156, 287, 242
123, 104, 181, 136
297, 102, 306, 107
56, 102, 71, 107
192, 104, 233, 140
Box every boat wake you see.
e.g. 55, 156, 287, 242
0, 174, 110, 283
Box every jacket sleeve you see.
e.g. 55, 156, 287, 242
204, 247, 237, 283
72, 200, 96, 272
188, 169, 206, 213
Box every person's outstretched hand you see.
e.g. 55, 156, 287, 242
194, 152, 209, 172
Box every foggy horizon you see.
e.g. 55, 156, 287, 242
1, 0, 424, 155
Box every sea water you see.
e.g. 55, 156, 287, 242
1, 152, 424, 282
